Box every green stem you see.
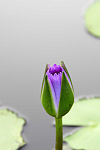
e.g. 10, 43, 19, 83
55, 117, 63, 150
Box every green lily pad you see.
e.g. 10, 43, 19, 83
64, 124, 100, 150
53, 144, 72, 150
85, 1, 100, 38
63, 97, 100, 126
62, 145, 72, 150
0, 109, 26, 150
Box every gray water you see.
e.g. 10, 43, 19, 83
0, 0, 100, 149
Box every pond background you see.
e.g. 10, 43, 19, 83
0, 0, 100, 149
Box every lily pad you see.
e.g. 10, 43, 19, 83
64, 124, 100, 150
85, 1, 100, 38
0, 109, 26, 150
62, 145, 72, 150
63, 97, 100, 126
53, 144, 72, 150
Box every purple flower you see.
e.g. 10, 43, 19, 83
46, 64, 72, 111
41, 61, 74, 118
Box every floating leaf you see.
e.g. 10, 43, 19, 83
63, 97, 100, 126
64, 124, 100, 150
85, 1, 100, 38
0, 109, 26, 150
62, 145, 72, 150
53, 144, 72, 150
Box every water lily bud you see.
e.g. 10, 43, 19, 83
41, 61, 74, 118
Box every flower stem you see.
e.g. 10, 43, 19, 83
55, 117, 63, 150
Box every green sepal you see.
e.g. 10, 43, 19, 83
41, 64, 48, 95
41, 75, 56, 117
57, 72, 74, 118
61, 61, 74, 91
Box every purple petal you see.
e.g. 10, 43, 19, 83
46, 64, 62, 111
46, 64, 72, 111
